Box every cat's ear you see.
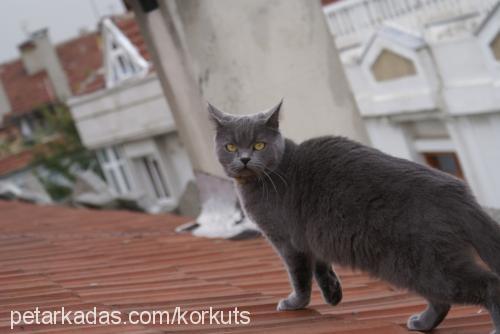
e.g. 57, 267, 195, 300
207, 102, 230, 127
263, 99, 283, 129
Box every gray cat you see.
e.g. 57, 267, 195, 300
207, 101, 500, 333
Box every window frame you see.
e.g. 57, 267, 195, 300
422, 151, 464, 180
96, 146, 132, 195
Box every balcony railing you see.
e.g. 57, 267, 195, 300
324, 0, 499, 46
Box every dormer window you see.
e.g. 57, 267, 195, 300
102, 18, 149, 88
371, 49, 417, 82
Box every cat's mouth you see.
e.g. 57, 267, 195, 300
231, 167, 260, 184
230, 166, 261, 180
237, 167, 257, 177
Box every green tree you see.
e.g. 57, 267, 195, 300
32, 105, 99, 201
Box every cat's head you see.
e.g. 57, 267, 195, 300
208, 100, 285, 180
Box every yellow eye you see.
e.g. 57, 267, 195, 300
253, 142, 266, 151
226, 144, 238, 152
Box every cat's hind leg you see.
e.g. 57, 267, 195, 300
424, 260, 500, 334
314, 261, 342, 306
455, 269, 500, 334
407, 301, 450, 332
487, 284, 500, 334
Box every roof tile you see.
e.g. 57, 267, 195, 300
0, 200, 493, 333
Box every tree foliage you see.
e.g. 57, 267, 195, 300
32, 105, 98, 201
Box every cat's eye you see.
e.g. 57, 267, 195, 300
253, 142, 266, 151
225, 144, 238, 152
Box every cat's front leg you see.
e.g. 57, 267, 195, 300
276, 247, 313, 311
314, 261, 342, 306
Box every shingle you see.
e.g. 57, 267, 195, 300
0, 200, 492, 333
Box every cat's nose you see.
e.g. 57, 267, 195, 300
240, 157, 251, 165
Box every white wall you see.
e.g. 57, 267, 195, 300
447, 114, 500, 208
364, 117, 417, 160
69, 74, 176, 149
156, 133, 194, 200
429, 32, 500, 116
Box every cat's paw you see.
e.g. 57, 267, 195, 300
407, 314, 435, 332
276, 293, 309, 311
320, 280, 342, 306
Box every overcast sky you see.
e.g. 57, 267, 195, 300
0, 0, 125, 63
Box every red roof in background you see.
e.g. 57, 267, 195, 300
57, 32, 104, 96
0, 149, 33, 177
0, 60, 55, 116
0, 13, 149, 116
0, 200, 493, 333
112, 14, 150, 62
322, 0, 342, 6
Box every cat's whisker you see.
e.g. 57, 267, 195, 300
257, 174, 268, 202
262, 169, 278, 194
249, 162, 277, 194
268, 168, 288, 187
250, 162, 271, 200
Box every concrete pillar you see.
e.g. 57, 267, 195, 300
174, 0, 369, 144
129, 0, 369, 237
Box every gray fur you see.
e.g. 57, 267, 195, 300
208, 101, 500, 333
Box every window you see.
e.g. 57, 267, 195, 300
423, 152, 464, 179
112, 52, 138, 82
20, 118, 33, 139
135, 155, 170, 200
371, 49, 417, 82
96, 146, 131, 195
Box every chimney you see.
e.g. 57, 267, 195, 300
18, 29, 71, 101
0, 77, 11, 126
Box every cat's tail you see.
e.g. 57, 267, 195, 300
467, 207, 500, 275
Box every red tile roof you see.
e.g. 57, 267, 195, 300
112, 14, 150, 62
0, 13, 149, 116
57, 32, 104, 96
0, 149, 33, 177
0, 60, 55, 116
0, 200, 493, 333
322, 0, 342, 6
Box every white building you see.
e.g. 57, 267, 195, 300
324, 0, 500, 208
69, 14, 194, 213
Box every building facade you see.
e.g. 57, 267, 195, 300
0, 25, 104, 199
324, 0, 500, 208
68, 14, 194, 213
